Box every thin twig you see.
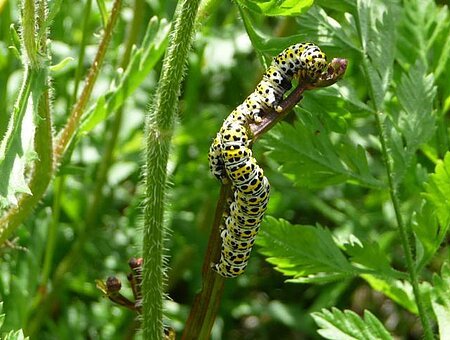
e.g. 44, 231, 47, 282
54, 0, 122, 164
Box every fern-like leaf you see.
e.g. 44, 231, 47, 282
264, 110, 381, 189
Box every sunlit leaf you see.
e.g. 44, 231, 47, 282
312, 307, 393, 340
236, 0, 314, 16
423, 152, 450, 229
430, 262, 450, 339
362, 276, 417, 314
257, 217, 360, 280
413, 201, 443, 271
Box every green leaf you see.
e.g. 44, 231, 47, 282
431, 262, 450, 339
0, 302, 4, 329
97, 0, 108, 27
264, 110, 382, 188
78, 16, 170, 135
312, 307, 393, 340
0, 67, 47, 207
423, 152, 450, 228
344, 238, 401, 279
296, 6, 360, 52
3, 329, 27, 340
396, 61, 436, 165
413, 201, 444, 271
257, 218, 417, 311
363, 276, 417, 314
236, 0, 314, 16
257, 217, 360, 281
396, 0, 450, 79
239, 7, 308, 56
49, 56, 74, 73
382, 61, 436, 188
0, 302, 28, 340
356, 0, 397, 110
315, 0, 356, 12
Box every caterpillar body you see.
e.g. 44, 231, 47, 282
209, 43, 328, 278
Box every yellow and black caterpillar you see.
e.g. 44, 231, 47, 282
209, 43, 328, 278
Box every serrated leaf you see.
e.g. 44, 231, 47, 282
312, 307, 393, 340
380, 58, 436, 187
264, 110, 381, 188
3, 329, 27, 340
363, 276, 417, 313
344, 239, 401, 279
257, 217, 360, 280
397, 61, 436, 157
431, 262, 450, 339
236, 0, 313, 16
413, 201, 443, 271
357, 0, 397, 110
78, 17, 170, 135
0, 302, 27, 340
423, 152, 450, 228
396, 0, 450, 79
296, 6, 360, 52
0, 83, 39, 207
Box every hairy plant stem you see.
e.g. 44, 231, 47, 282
182, 58, 347, 340
141, 0, 201, 338
25, 1, 123, 335
0, 0, 52, 245
0, 0, 121, 248
373, 111, 434, 339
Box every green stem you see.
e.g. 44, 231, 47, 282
141, 0, 201, 338
85, 0, 144, 229
70, 0, 92, 108
0, 0, 53, 245
196, 0, 221, 25
182, 185, 229, 340
22, 0, 37, 67
359, 30, 434, 337
0, 1, 13, 136
54, 0, 122, 164
373, 111, 434, 339
41, 176, 65, 287
0, 0, 120, 246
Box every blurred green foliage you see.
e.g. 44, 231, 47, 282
0, 0, 449, 339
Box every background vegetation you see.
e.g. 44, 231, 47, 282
1, 0, 450, 339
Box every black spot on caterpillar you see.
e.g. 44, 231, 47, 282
208, 43, 328, 278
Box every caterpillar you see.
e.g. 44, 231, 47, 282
209, 43, 328, 278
